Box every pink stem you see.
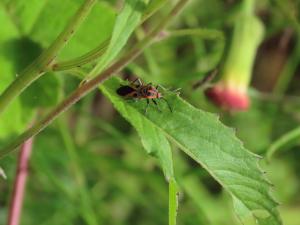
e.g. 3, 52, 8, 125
7, 137, 34, 225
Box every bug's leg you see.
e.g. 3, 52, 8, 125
192, 69, 218, 90
131, 78, 143, 88
144, 83, 152, 90
144, 99, 150, 114
136, 78, 143, 87
131, 78, 138, 84
152, 99, 161, 112
157, 84, 168, 91
172, 88, 182, 92
157, 84, 181, 95
125, 98, 136, 103
161, 97, 172, 112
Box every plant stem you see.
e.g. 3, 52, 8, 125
51, 0, 168, 72
0, 0, 190, 158
266, 127, 300, 162
52, 39, 110, 71
168, 28, 224, 40
7, 137, 34, 225
0, 0, 96, 116
58, 119, 98, 225
169, 179, 179, 225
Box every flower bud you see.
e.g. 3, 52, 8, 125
205, 0, 264, 111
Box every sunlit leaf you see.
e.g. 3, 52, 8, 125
100, 76, 178, 224
100, 77, 282, 225
100, 79, 174, 180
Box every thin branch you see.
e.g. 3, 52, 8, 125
266, 127, 300, 162
51, 39, 110, 71
58, 119, 98, 225
7, 137, 34, 225
168, 28, 224, 40
0, 0, 190, 158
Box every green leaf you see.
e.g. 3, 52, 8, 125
5, 0, 116, 59
89, 0, 150, 77
0, 4, 31, 137
100, 76, 178, 224
1, 37, 62, 108
135, 118, 175, 180
59, 2, 116, 59
0, 3, 62, 132
5, 0, 48, 34
100, 77, 282, 225
20, 72, 61, 108
100, 79, 174, 180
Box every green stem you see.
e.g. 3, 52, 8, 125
0, 0, 96, 115
169, 179, 179, 225
273, 37, 300, 94
135, 27, 161, 76
52, 39, 110, 71
272, 0, 300, 94
0, 0, 190, 158
274, 0, 300, 35
50, 0, 168, 73
266, 127, 300, 162
243, 0, 255, 15
58, 118, 98, 225
168, 28, 224, 40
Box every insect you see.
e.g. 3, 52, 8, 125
116, 78, 173, 114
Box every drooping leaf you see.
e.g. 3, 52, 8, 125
89, 0, 150, 76
100, 76, 178, 224
100, 77, 282, 225
100, 79, 174, 180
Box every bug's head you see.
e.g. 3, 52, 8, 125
146, 86, 162, 98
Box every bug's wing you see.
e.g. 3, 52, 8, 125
116, 86, 136, 96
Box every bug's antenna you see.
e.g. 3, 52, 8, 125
157, 84, 168, 91
193, 69, 218, 90
157, 84, 181, 96
161, 97, 172, 112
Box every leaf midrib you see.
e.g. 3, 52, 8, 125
114, 89, 277, 220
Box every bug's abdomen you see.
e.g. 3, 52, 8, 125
116, 86, 136, 96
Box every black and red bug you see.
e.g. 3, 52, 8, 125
116, 78, 172, 114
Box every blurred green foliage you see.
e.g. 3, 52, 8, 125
0, 0, 300, 225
